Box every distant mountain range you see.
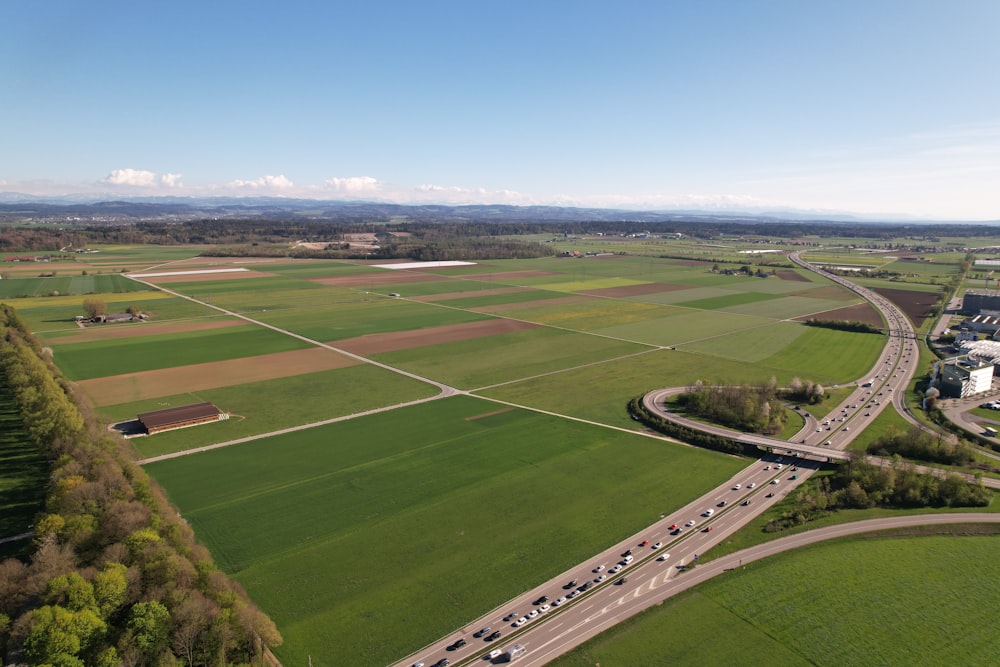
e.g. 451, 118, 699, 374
0, 193, 994, 226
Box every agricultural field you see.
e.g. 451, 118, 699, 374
145, 396, 748, 666
0, 239, 977, 666
552, 533, 1000, 666
0, 272, 147, 298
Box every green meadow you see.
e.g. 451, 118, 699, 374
552, 533, 1000, 667
145, 396, 747, 666
50, 325, 313, 380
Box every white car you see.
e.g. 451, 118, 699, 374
489, 650, 503, 660
775, 463, 782, 470
657, 553, 671, 561
732, 483, 741, 490
594, 574, 606, 583
514, 617, 527, 627
652, 541, 662, 549
609, 565, 622, 574
552, 596, 567, 606
528, 610, 539, 619
593, 564, 604, 573
539, 603, 551, 612
747, 482, 756, 489
686, 519, 696, 527
770, 479, 779, 485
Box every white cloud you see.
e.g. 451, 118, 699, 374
159, 173, 183, 188
227, 174, 295, 190
104, 168, 157, 187
325, 176, 380, 193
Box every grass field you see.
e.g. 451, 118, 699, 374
0, 273, 148, 298
145, 396, 748, 666
108, 364, 440, 458
50, 324, 314, 380
552, 533, 1000, 666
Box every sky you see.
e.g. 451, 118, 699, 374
2, 0, 999, 220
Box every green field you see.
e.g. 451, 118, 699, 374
50, 324, 313, 380
552, 533, 1000, 666
0, 273, 147, 298
108, 364, 440, 458
145, 396, 748, 666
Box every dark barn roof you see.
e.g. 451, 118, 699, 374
137, 402, 221, 430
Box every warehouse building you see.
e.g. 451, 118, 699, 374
137, 402, 227, 435
938, 357, 994, 398
961, 289, 1000, 315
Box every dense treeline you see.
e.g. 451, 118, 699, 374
765, 453, 991, 532
866, 426, 975, 466
803, 319, 883, 334
627, 395, 758, 457
675, 380, 789, 435
0, 304, 281, 666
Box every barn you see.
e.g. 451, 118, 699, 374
137, 402, 226, 435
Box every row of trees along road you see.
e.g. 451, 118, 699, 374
0, 304, 282, 666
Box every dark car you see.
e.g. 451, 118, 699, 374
533, 596, 548, 605
502, 612, 518, 622
578, 582, 593, 592
486, 631, 501, 641
741, 499, 751, 506
473, 627, 490, 638
447, 639, 466, 651
562, 579, 577, 589
621, 549, 632, 557
432, 660, 449, 667
615, 577, 627, 585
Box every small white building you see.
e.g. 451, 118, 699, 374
939, 357, 994, 398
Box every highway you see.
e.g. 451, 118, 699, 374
393, 253, 994, 667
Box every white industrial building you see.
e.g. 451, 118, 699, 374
939, 357, 994, 398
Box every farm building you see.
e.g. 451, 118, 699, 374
137, 402, 227, 435
938, 357, 994, 398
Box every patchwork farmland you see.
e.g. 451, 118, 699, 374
2, 241, 966, 665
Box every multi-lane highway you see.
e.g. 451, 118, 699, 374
393, 252, 976, 667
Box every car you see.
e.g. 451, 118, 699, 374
843, 426, 849, 431
652, 541, 663, 549
718, 499, 727, 507
552, 596, 567, 606
623, 554, 634, 563
513, 617, 527, 627
532, 596, 548, 605
686, 519, 696, 527
615, 577, 627, 585
732, 483, 741, 490
609, 564, 622, 574
447, 639, 466, 650
657, 553, 670, 561
502, 612, 518, 622
487, 631, 501, 641
474, 627, 490, 638
431, 660, 449, 667
791, 474, 798, 480
669, 523, 678, 530
640, 539, 649, 546
704, 525, 713, 532
593, 564, 604, 573
763, 465, 771, 470
579, 582, 593, 591
766, 492, 774, 498
488, 649, 503, 659
621, 549, 632, 557
775, 463, 782, 470
770, 479, 779, 485
562, 579, 578, 589
865, 412, 871, 416
413, 662, 425, 667
741, 499, 751, 506
594, 574, 606, 583
539, 603, 550, 613
816, 428, 822, 432
747, 482, 756, 489
527, 610, 539, 619
703, 508, 715, 517
566, 589, 579, 599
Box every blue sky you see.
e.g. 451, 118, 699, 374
2, 1, 999, 219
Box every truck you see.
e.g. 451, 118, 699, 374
502, 644, 526, 662
984, 426, 998, 437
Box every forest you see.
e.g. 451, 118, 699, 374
0, 305, 281, 667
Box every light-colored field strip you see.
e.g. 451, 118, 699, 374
127, 268, 251, 278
